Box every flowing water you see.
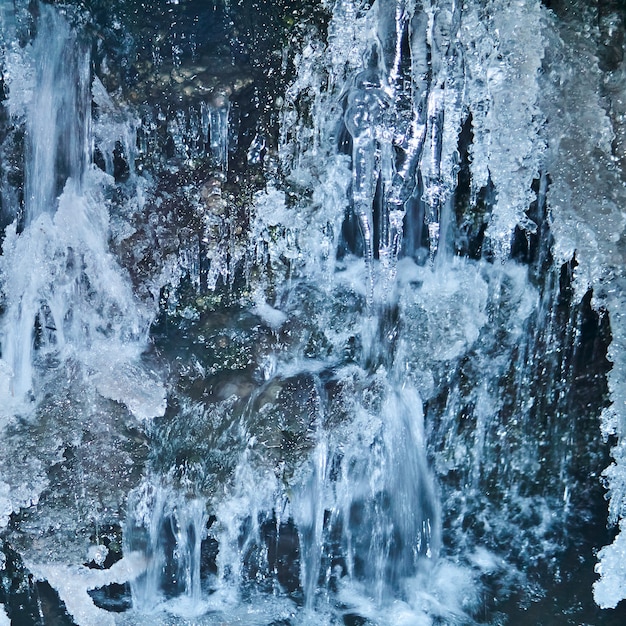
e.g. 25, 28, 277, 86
0, 1, 626, 625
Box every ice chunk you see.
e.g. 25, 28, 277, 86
86, 544, 109, 568
0, 471, 48, 531
461, 0, 546, 259
0, 359, 13, 406
0, 481, 11, 529
27, 553, 147, 626
92, 356, 167, 421
253, 301, 288, 331
594, 521, 626, 608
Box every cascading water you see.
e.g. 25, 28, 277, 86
0, 1, 626, 625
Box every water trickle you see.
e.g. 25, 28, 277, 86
0, 5, 163, 411
24, 6, 90, 223
125, 482, 208, 615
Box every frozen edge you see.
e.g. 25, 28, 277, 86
26, 552, 146, 626
596, 296, 626, 609
594, 519, 626, 609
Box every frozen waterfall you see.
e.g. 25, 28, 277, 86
0, 0, 625, 625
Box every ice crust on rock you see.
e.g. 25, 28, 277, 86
461, 0, 546, 259
27, 553, 147, 626
269, 0, 626, 609
595, 520, 626, 609
534, 3, 626, 608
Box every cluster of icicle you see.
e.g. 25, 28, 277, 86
274, 0, 626, 608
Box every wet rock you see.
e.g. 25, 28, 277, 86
87, 582, 132, 613
251, 373, 321, 474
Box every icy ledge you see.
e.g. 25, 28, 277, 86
595, 519, 626, 609
26, 552, 146, 626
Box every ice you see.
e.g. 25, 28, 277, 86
461, 0, 546, 260
92, 76, 139, 179
0, 605, 8, 626
399, 258, 491, 363
1, 0, 625, 620
91, 356, 166, 421
594, 520, 626, 609
27, 552, 146, 626
249, 174, 350, 289
252, 302, 288, 332
0, 482, 11, 530
0, 459, 48, 531
536, 2, 626, 606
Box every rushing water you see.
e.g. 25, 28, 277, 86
0, 0, 626, 625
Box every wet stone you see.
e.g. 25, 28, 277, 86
87, 582, 132, 613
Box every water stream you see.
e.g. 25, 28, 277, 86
0, 1, 626, 625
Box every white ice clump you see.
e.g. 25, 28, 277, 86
462, 0, 546, 259
594, 520, 626, 609
27, 552, 147, 626
400, 258, 490, 362
93, 358, 167, 421
250, 175, 350, 290
92, 75, 139, 179
0, 482, 11, 530
0, 605, 8, 626
252, 301, 288, 331
0, 472, 47, 531
0, 360, 13, 414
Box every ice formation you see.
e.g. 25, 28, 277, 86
0, 0, 625, 623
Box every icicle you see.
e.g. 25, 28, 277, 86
344, 69, 389, 302
380, 107, 426, 284
208, 96, 230, 173
421, 86, 445, 261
